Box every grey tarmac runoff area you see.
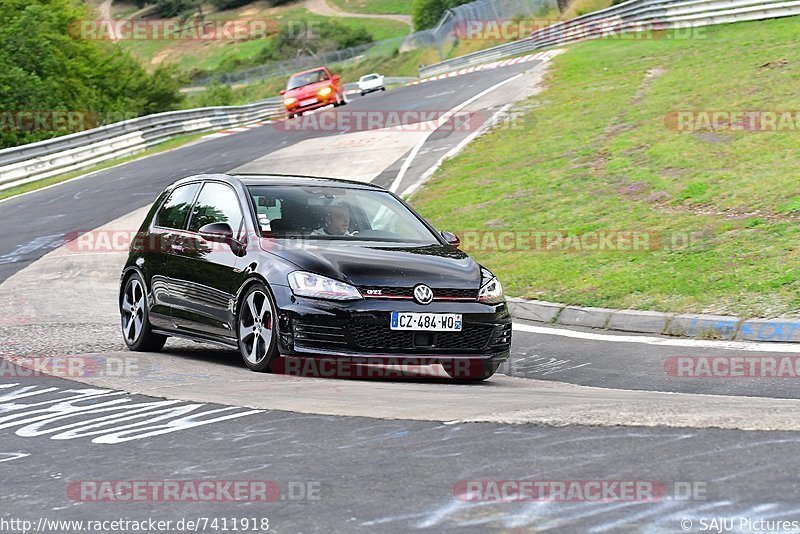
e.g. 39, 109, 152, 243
2, 59, 800, 532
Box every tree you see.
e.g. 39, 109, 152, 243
0, 0, 182, 148
412, 0, 473, 31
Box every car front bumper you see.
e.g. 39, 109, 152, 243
270, 285, 512, 364
358, 84, 384, 93
284, 93, 338, 114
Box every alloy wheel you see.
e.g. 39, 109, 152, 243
239, 290, 274, 365
121, 278, 145, 344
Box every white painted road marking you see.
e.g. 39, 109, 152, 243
389, 73, 524, 193
513, 323, 800, 353
0, 383, 264, 444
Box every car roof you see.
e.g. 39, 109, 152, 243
172, 173, 385, 191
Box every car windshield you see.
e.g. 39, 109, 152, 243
361, 74, 379, 81
287, 70, 329, 90
247, 185, 441, 244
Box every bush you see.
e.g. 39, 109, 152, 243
210, 0, 253, 9
191, 83, 235, 107
270, 19, 375, 59
0, 0, 182, 148
412, 0, 472, 31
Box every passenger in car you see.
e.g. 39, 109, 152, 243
311, 205, 354, 236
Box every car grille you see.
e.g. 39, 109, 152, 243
292, 319, 509, 353
349, 323, 495, 351
359, 286, 478, 301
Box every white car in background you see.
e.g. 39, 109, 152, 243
357, 73, 385, 96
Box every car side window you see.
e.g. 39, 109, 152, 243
187, 182, 244, 238
155, 183, 200, 230
251, 194, 283, 232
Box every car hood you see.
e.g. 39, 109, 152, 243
263, 240, 482, 289
284, 81, 331, 99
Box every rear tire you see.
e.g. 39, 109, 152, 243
442, 360, 500, 381
120, 273, 167, 352
237, 283, 279, 372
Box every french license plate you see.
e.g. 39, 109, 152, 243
390, 312, 462, 331
300, 98, 318, 106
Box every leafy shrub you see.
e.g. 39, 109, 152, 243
0, 0, 182, 148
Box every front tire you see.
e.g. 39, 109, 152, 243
237, 283, 279, 372
120, 273, 167, 352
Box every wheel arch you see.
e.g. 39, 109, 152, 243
233, 275, 272, 318
119, 266, 145, 304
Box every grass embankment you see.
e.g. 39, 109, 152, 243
412, 17, 800, 317
118, 3, 409, 76
327, 0, 413, 15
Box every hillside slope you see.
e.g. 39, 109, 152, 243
413, 17, 800, 317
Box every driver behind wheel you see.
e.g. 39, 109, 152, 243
311, 205, 354, 236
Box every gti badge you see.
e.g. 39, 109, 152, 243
413, 284, 434, 305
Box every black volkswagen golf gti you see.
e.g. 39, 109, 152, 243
119, 174, 511, 380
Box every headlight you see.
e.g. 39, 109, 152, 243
318, 86, 333, 96
288, 271, 362, 301
477, 277, 504, 304
283, 97, 296, 106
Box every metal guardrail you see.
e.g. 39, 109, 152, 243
419, 0, 800, 77
0, 74, 420, 191
0, 99, 283, 190
0, 74, 421, 191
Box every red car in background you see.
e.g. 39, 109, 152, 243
280, 67, 346, 118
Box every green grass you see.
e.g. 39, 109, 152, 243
411, 17, 800, 318
0, 132, 208, 201
327, 0, 413, 15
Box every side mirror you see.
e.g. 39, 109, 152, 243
199, 222, 234, 244
279, 89, 286, 95
441, 231, 460, 247
332, 74, 340, 82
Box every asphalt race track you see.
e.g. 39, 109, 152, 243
3, 60, 800, 532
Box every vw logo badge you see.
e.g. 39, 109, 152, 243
413, 284, 434, 305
